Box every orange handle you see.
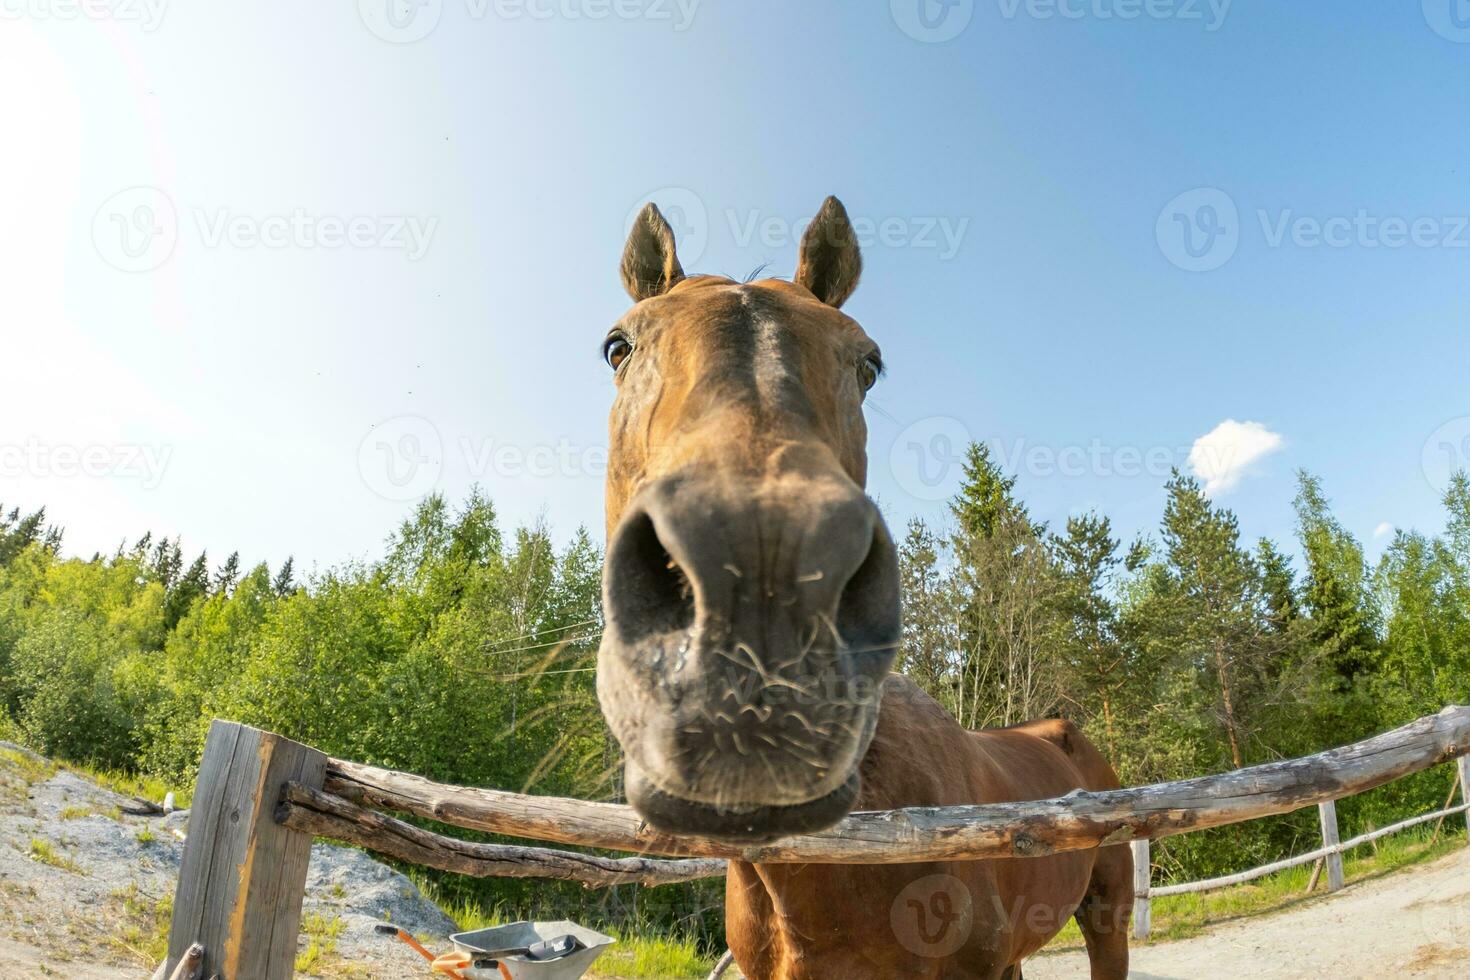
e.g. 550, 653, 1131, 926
431, 951, 472, 977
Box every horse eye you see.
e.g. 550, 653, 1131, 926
604, 335, 633, 371
859, 354, 882, 391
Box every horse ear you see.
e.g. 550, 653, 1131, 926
621, 203, 685, 302
795, 196, 862, 308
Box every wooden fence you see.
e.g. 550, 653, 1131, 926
163, 705, 1470, 977
1129, 753, 1470, 939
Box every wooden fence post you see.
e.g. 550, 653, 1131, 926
166, 720, 326, 979
1459, 755, 1470, 841
1130, 838, 1151, 940
1317, 800, 1344, 892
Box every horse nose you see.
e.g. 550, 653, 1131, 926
602, 475, 900, 661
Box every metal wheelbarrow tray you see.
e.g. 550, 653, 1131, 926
451, 920, 616, 980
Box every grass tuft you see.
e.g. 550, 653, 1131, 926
28, 837, 84, 875
109, 884, 173, 967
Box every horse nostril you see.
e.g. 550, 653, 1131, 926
606, 510, 696, 642
834, 522, 901, 663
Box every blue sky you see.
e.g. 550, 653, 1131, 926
3, 1, 1468, 575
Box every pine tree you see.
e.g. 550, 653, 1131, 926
1293, 471, 1379, 687
214, 551, 241, 595
1255, 538, 1299, 631
0, 505, 48, 567
948, 442, 1063, 728
1156, 472, 1273, 769
272, 556, 296, 596
949, 442, 1043, 540
1052, 512, 1126, 764
164, 552, 209, 632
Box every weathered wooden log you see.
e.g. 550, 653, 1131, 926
313, 704, 1470, 864
277, 784, 726, 888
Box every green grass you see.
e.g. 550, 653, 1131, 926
408, 872, 716, 979
0, 746, 56, 787
65, 761, 191, 811
0, 742, 189, 810
590, 932, 715, 979
1045, 825, 1466, 950
295, 911, 348, 974
28, 837, 84, 874
108, 884, 173, 967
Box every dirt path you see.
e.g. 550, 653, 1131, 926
1029, 844, 1470, 979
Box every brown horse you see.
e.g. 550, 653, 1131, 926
596, 196, 1132, 979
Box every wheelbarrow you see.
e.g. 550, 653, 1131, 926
451, 920, 616, 980
376, 920, 614, 980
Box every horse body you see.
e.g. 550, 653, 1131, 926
595, 195, 1131, 979
726, 677, 1132, 979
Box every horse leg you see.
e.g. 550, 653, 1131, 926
1073, 843, 1133, 980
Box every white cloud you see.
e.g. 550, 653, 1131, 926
1188, 419, 1285, 496
1374, 522, 1394, 538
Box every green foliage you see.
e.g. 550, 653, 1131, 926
3, 460, 1467, 938
898, 450, 1470, 884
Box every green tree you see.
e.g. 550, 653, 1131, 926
1293, 471, 1380, 687
1051, 512, 1129, 766
896, 519, 958, 707
948, 443, 1064, 728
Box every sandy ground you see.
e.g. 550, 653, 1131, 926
1029, 843, 1470, 979
0, 741, 456, 978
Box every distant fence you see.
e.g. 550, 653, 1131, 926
1130, 753, 1470, 939
162, 705, 1470, 977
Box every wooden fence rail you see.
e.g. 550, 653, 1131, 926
165, 706, 1470, 977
